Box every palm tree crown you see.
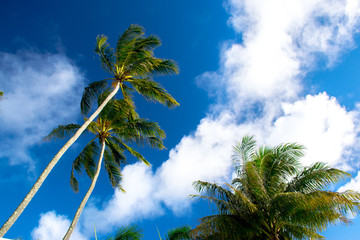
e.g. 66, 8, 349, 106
192, 136, 360, 240
81, 24, 179, 115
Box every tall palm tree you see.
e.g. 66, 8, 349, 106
45, 93, 166, 240
191, 136, 360, 240
0, 24, 178, 237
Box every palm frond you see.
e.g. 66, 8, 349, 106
232, 135, 257, 176
286, 162, 350, 193
81, 80, 110, 115
115, 25, 145, 64
70, 140, 99, 192
130, 78, 179, 108
111, 136, 150, 166
44, 124, 81, 141
95, 35, 115, 74
104, 149, 124, 191
106, 137, 128, 166
164, 225, 191, 240
152, 59, 179, 75
111, 224, 143, 240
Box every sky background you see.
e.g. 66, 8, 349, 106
1, 0, 360, 239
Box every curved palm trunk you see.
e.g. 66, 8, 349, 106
0, 82, 120, 238
63, 140, 106, 240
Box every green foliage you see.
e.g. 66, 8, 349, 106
191, 135, 360, 240
106, 225, 143, 240
46, 96, 165, 192
81, 24, 179, 116
102, 225, 192, 240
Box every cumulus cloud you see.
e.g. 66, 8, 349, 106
80, 163, 163, 235
31, 211, 87, 240
0, 51, 84, 170
338, 171, 360, 192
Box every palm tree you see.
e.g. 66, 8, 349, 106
100, 225, 192, 240
45, 94, 166, 240
160, 226, 192, 240
104, 225, 143, 240
0, 24, 178, 237
191, 136, 360, 240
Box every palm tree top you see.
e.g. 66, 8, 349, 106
192, 135, 360, 240
81, 24, 180, 115
46, 94, 165, 193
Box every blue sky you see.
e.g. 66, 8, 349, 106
1, 0, 360, 239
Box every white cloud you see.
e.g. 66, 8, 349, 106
265, 93, 358, 169
31, 211, 87, 240
338, 171, 360, 192
0, 51, 84, 170
80, 163, 163, 235
200, 0, 360, 111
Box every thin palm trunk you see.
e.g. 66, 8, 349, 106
63, 140, 106, 240
0, 82, 120, 238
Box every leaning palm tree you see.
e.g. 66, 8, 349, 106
0, 25, 178, 237
191, 136, 360, 240
46, 94, 166, 240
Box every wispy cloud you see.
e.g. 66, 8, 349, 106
33, 0, 360, 238
0, 51, 84, 172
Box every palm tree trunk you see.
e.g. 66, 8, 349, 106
63, 140, 106, 240
0, 82, 120, 238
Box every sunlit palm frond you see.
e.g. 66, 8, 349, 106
109, 224, 143, 240
164, 225, 191, 240
44, 124, 81, 141
95, 35, 115, 74
115, 24, 145, 64
232, 135, 257, 175
286, 162, 350, 193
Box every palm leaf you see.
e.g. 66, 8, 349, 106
104, 149, 124, 191
44, 124, 81, 141
130, 78, 179, 108
95, 35, 115, 74
109, 225, 143, 240
81, 80, 109, 115
286, 162, 350, 193
164, 225, 191, 240
70, 140, 99, 192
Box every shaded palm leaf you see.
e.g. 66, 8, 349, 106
44, 124, 81, 141
130, 78, 179, 108
70, 140, 99, 192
